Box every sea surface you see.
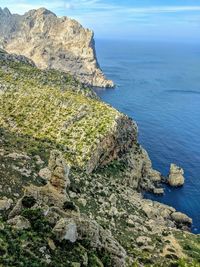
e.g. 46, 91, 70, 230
94, 39, 200, 233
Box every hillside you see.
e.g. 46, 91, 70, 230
0, 7, 114, 88
0, 50, 199, 266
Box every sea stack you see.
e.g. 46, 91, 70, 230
168, 164, 185, 187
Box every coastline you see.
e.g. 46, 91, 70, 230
94, 39, 200, 234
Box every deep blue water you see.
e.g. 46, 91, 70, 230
94, 40, 200, 234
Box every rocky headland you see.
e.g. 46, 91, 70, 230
0, 10, 199, 267
0, 7, 114, 88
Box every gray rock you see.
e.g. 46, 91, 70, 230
53, 218, 78, 243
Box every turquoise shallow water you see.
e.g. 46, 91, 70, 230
94, 40, 200, 233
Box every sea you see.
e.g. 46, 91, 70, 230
94, 39, 200, 234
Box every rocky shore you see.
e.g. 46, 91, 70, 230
0, 36, 199, 266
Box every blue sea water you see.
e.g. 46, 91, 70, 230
94, 39, 200, 234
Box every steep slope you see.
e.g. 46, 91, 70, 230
0, 7, 114, 88
0, 50, 199, 267
0, 49, 135, 173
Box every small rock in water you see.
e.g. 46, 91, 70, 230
168, 164, 185, 187
153, 188, 164, 195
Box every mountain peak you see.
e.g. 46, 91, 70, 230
0, 7, 11, 16
0, 7, 114, 87
27, 7, 56, 17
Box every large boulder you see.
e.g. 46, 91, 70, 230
53, 218, 78, 243
168, 164, 185, 187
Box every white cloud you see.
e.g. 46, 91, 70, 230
2, 0, 200, 16
128, 6, 200, 14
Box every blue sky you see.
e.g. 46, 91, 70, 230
1, 0, 200, 41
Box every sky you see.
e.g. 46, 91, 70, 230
0, 0, 200, 41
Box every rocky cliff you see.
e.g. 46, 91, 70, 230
0, 50, 199, 266
0, 7, 114, 88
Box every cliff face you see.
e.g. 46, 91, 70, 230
0, 7, 114, 88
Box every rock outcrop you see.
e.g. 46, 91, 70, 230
171, 212, 192, 226
0, 7, 114, 88
168, 164, 185, 187
7, 151, 127, 267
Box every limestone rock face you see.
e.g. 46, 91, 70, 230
0, 7, 113, 87
168, 164, 185, 187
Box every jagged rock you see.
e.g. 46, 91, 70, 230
124, 144, 161, 192
0, 8, 113, 87
53, 218, 78, 243
100, 228, 126, 267
168, 164, 185, 187
9, 183, 69, 219
85, 115, 138, 173
7, 215, 31, 230
76, 217, 100, 248
9, 151, 71, 218
171, 212, 192, 225
48, 150, 71, 193
0, 197, 13, 211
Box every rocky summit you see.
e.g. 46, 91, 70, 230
0, 7, 114, 88
0, 41, 199, 266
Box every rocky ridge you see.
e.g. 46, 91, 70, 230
0, 48, 199, 266
0, 7, 114, 88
